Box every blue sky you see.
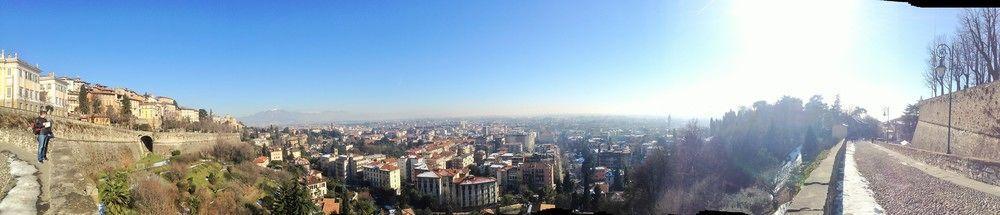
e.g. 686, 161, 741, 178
0, 1, 962, 119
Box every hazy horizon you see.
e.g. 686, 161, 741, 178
0, 0, 960, 120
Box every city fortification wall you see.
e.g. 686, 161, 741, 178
0, 106, 238, 156
0, 107, 238, 214
911, 80, 1000, 161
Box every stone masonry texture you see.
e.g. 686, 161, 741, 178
0, 107, 237, 214
912, 81, 1000, 161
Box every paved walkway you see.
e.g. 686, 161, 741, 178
854, 142, 1000, 214
785, 141, 843, 214
868, 143, 1000, 197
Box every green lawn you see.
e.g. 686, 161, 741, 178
136, 153, 167, 170
186, 161, 224, 188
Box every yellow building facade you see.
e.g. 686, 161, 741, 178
0, 52, 45, 112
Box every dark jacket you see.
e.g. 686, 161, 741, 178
33, 117, 52, 136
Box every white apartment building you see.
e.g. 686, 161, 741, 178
39, 73, 69, 116
179, 108, 200, 122
362, 164, 402, 195
416, 169, 499, 209
57, 77, 87, 115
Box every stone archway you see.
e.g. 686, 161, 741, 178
140, 136, 154, 152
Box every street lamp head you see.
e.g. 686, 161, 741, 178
936, 43, 948, 76
935, 61, 947, 76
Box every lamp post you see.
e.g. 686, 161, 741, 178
934, 44, 953, 155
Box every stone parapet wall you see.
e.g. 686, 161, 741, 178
0, 107, 147, 145
0, 106, 239, 155
882, 143, 1000, 186
0, 106, 240, 214
46, 140, 146, 215
150, 132, 240, 154
913, 81, 1000, 161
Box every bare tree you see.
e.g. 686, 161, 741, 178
924, 69, 939, 96
947, 40, 967, 90
928, 8, 1000, 94
959, 8, 1000, 82
926, 37, 949, 95
955, 30, 985, 86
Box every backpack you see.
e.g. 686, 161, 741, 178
32, 118, 45, 135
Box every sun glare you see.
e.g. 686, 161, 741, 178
638, 0, 899, 118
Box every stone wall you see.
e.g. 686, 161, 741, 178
150, 132, 240, 154
912, 81, 1000, 161
882, 143, 1000, 186
0, 107, 239, 214
0, 106, 238, 155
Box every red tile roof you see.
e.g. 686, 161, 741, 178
253, 156, 268, 164
322, 198, 340, 214
458, 176, 496, 185
305, 175, 325, 185
381, 164, 399, 171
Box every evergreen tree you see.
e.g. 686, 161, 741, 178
121, 97, 132, 116
562, 170, 574, 193
77, 86, 90, 114
92, 98, 103, 115
899, 103, 920, 141
262, 181, 319, 214
198, 109, 210, 122
120, 97, 133, 126
340, 191, 353, 215
352, 197, 377, 215
803, 127, 819, 160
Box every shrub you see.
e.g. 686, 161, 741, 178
204, 189, 250, 214
208, 140, 257, 164
135, 124, 153, 132
170, 150, 181, 157
98, 170, 135, 214
131, 173, 180, 214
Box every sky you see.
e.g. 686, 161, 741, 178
0, 0, 963, 120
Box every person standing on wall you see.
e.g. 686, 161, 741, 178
32, 109, 53, 163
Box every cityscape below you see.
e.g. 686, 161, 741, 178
1, 1, 999, 215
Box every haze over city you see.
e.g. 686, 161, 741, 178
3, 1, 1000, 215
0, 0, 961, 120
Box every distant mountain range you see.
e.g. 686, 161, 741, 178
240, 109, 710, 127
239, 109, 380, 126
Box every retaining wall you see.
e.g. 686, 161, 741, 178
0, 106, 238, 155
0, 107, 238, 214
911, 81, 1000, 161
